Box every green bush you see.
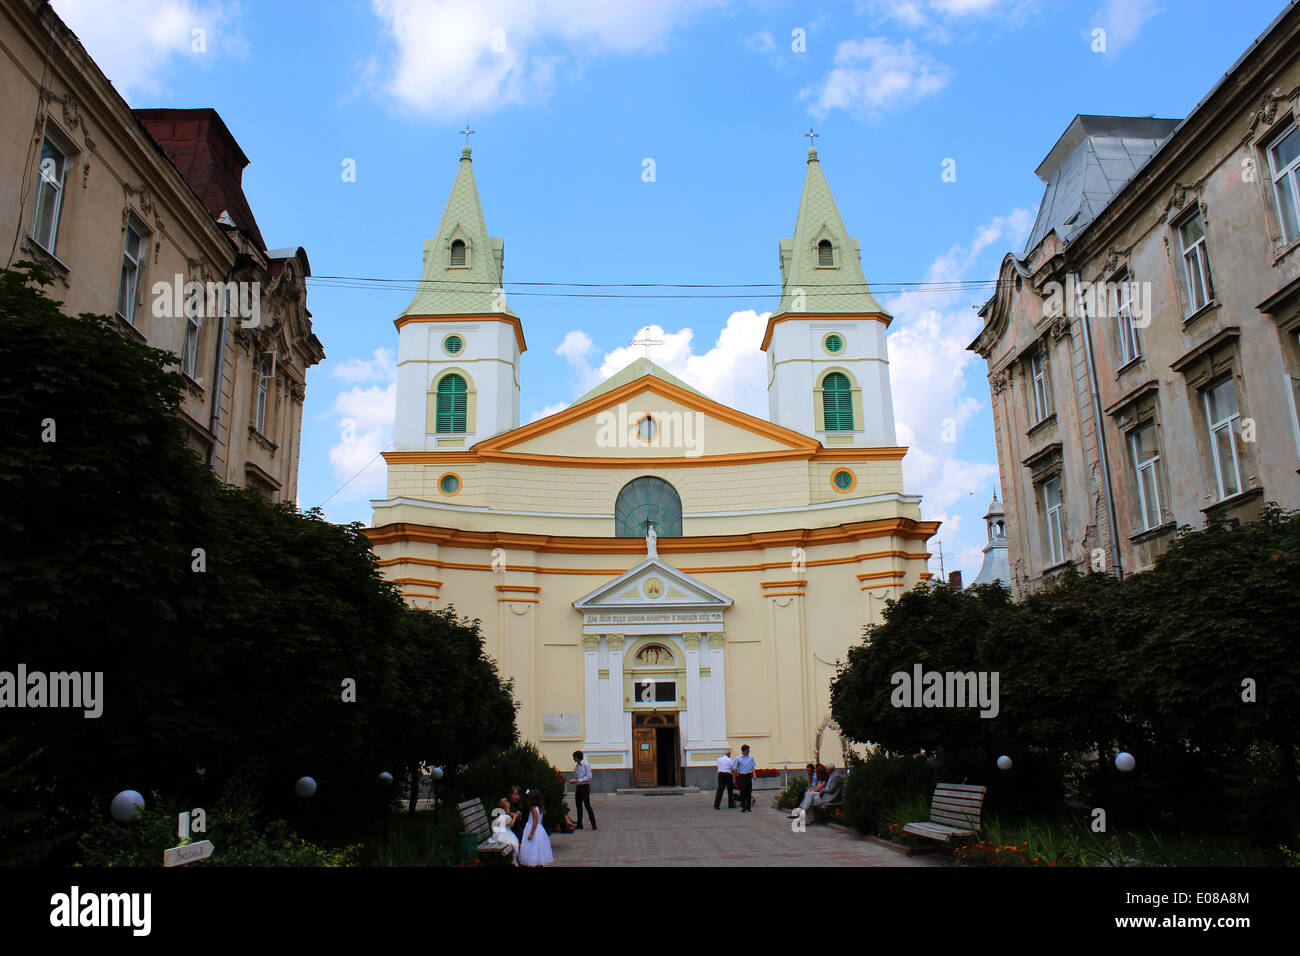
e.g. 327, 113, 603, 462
450, 742, 568, 832
775, 776, 808, 810
842, 749, 935, 836
77, 783, 359, 867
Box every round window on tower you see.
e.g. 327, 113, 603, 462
443, 334, 464, 356
830, 469, 856, 493
636, 414, 658, 442
438, 472, 462, 496
822, 332, 845, 355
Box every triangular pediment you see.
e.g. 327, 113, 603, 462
573, 556, 733, 613
477, 369, 818, 461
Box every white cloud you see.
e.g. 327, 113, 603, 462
328, 347, 396, 384
1090, 0, 1161, 53
745, 30, 777, 53
323, 356, 397, 514
803, 37, 951, 119
51, 0, 248, 98
369, 0, 715, 118
555, 311, 769, 416
884, 207, 1032, 576
530, 401, 570, 422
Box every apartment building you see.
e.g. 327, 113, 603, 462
0, 0, 323, 502
969, 2, 1300, 597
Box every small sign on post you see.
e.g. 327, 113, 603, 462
163, 840, 214, 868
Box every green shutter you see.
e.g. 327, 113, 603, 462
436, 374, 467, 433
823, 373, 853, 431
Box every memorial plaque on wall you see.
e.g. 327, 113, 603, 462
543, 712, 580, 737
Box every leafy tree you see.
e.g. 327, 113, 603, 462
0, 264, 516, 862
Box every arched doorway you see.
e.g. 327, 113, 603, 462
627, 639, 684, 786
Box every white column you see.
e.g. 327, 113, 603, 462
708, 632, 728, 746
583, 634, 600, 747
683, 632, 703, 748
606, 634, 626, 748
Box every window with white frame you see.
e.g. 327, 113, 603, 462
1202, 376, 1242, 500
182, 308, 202, 379
1041, 475, 1064, 566
1114, 270, 1142, 365
116, 224, 144, 323
1129, 422, 1162, 531
1267, 123, 1300, 244
1287, 330, 1300, 457
1030, 348, 1052, 424
1177, 211, 1214, 315
255, 351, 275, 434
31, 135, 69, 253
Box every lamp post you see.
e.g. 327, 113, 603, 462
429, 767, 444, 822
378, 771, 393, 844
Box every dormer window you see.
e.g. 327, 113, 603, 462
817, 239, 833, 266
449, 239, 466, 267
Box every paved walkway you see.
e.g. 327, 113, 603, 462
549, 791, 947, 867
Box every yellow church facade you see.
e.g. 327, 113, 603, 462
368, 144, 938, 788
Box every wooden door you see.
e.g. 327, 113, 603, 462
633, 728, 657, 787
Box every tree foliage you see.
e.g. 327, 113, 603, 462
0, 264, 516, 863
831, 508, 1300, 839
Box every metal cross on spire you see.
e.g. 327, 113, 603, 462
631, 330, 664, 373
459, 124, 476, 146
804, 127, 819, 148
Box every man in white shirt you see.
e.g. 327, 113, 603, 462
732, 744, 756, 812
713, 748, 735, 810
572, 750, 597, 830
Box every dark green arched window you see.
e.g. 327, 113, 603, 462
822, 372, 854, 431
615, 476, 682, 538
435, 374, 467, 433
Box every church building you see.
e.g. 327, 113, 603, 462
367, 143, 939, 789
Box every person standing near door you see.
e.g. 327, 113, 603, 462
713, 748, 735, 809
733, 744, 756, 812
572, 750, 597, 830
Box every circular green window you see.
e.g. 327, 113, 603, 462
824, 333, 844, 354
439, 473, 461, 495
443, 334, 464, 355
832, 469, 855, 492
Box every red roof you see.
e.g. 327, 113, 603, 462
134, 107, 266, 251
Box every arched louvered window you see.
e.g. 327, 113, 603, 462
450, 239, 466, 267
822, 372, 854, 431
818, 239, 834, 266
614, 476, 683, 537
435, 374, 467, 432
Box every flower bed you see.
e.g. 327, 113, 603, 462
952, 840, 1059, 867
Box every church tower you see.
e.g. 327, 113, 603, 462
763, 146, 896, 446
393, 145, 525, 451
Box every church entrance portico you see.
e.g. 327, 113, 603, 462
572, 542, 734, 790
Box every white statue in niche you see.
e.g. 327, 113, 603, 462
646, 522, 658, 558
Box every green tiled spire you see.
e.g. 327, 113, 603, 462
399, 146, 518, 318
774, 147, 888, 317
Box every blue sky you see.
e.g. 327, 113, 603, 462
54, 0, 1288, 581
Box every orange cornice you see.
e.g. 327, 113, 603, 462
395, 312, 527, 353
761, 311, 892, 352
382, 446, 907, 468
476, 373, 818, 453
378, 549, 930, 576
364, 517, 942, 555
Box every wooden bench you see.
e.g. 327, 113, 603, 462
456, 798, 510, 861
903, 783, 987, 844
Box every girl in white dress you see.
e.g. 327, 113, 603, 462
517, 789, 553, 867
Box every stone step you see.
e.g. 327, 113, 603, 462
614, 786, 702, 795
